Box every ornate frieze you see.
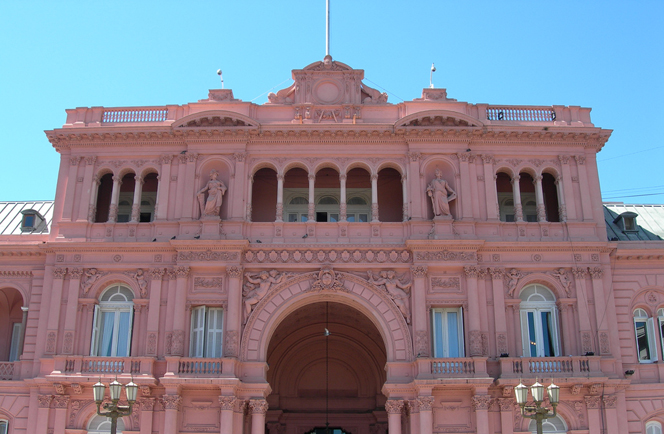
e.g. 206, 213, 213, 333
430, 277, 461, 292
0, 270, 32, 278
415, 250, 476, 261
177, 250, 239, 261
194, 277, 224, 291
244, 249, 411, 264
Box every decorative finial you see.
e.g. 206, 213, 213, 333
430, 63, 436, 89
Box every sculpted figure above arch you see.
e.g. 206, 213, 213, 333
367, 270, 412, 324
243, 270, 287, 321
197, 169, 227, 218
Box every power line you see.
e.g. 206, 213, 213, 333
602, 191, 664, 200
598, 145, 664, 162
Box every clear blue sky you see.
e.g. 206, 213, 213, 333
1, 1, 662, 203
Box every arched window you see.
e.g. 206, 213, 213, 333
529, 415, 567, 433
496, 172, 514, 222
520, 284, 560, 357
88, 414, 124, 433
91, 286, 134, 357
634, 308, 658, 362
0, 420, 7, 434
647, 421, 663, 434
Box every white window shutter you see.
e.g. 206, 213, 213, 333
190, 306, 206, 358
90, 304, 100, 356
9, 323, 21, 362
206, 308, 224, 358
648, 317, 658, 362
520, 310, 530, 357
457, 308, 465, 357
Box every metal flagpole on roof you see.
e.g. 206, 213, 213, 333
326, 0, 330, 56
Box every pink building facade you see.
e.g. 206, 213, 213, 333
1, 56, 663, 434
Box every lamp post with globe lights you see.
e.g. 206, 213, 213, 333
514, 379, 560, 434
92, 378, 138, 434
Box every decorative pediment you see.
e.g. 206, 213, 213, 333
267, 55, 388, 106
174, 111, 259, 128
395, 110, 483, 128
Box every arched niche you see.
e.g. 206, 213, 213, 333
241, 270, 412, 364
422, 159, 457, 220
196, 158, 232, 220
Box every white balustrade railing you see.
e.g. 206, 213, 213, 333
178, 358, 223, 375
511, 357, 592, 375
102, 108, 168, 123
486, 107, 556, 122
431, 358, 475, 375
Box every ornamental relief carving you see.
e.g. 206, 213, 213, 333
430, 276, 461, 293
415, 250, 476, 261
193, 277, 224, 291
244, 249, 411, 264
366, 269, 412, 324
178, 250, 239, 261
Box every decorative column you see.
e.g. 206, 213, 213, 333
533, 175, 546, 222
107, 175, 122, 223
385, 400, 404, 434
603, 395, 619, 434
464, 266, 483, 356
472, 395, 492, 434
557, 155, 576, 220
62, 268, 82, 354
78, 156, 97, 222
557, 302, 574, 356
232, 152, 247, 219
171, 266, 190, 356
275, 173, 284, 222
225, 266, 243, 357
130, 175, 144, 222
339, 173, 347, 221
407, 151, 423, 220
174, 154, 188, 219
182, 153, 199, 219
162, 394, 182, 434
408, 400, 420, 434
417, 396, 434, 434
234, 399, 247, 434
480, 155, 499, 220
575, 155, 593, 221
498, 398, 514, 434
584, 395, 601, 434
554, 175, 567, 222
249, 398, 269, 434
53, 395, 70, 434
511, 174, 523, 222
489, 268, 509, 356
145, 268, 165, 356
411, 266, 429, 357
401, 174, 408, 221
371, 173, 379, 222
36, 395, 52, 434
457, 153, 473, 220
139, 398, 155, 434
62, 156, 81, 221
88, 173, 101, 222
307, 173, 315, 221
246, 174, 254, 221
589, 267, 613, 355
219, 396, 237, 434
155, 155, 173, 220
572, 267, 594, 354
45, 267, 67, 354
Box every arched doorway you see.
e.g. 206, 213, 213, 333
266, 302, 387, 434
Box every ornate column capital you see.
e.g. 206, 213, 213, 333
488, 267, 505, 280
276, 173, 285, 182
38, 395, 53, 408
584, 395, 601, 409
219, 396, 237, 410
140, 398, 155, 411
308, 173, 316, 182
53, 395, 70, 408
150, 268, 165, 280
411, 265, 428, 278
572, 267, 589, 278
384, 399, 404, 414
589, 267, 603, 279
68, 268, 83, 279
226, 266, 242, 278
370, 173, 379, 182
603, 395, 617, 409
407, 399, 420, 414
416, 396, 435, 411
53, 267, 67, 279
339, 173, 347, 182
498, 398, 513, 412
175, 266, 191, 278
249, 398, 269, 414
471, 395, 492, 410
162, 394, 182, 410
464, 266, 480, 278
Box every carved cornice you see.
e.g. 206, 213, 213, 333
243, 248, 411, 264
0, 270, 33, 278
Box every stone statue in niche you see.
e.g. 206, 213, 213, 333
243, 270, 285, 321
427, 168, 457, 218
367, 270, 412, 324
197, 169, 227, 218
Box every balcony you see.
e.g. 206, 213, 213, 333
164, 357, 238, 379
499, 356, 603, 379
49, 356, 156, 378
416, 357, 490, 381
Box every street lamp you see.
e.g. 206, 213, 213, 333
93, 377, 138, 434
514, 379, 560, 434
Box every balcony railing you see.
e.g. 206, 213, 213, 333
416, 357, 488, 379
501, 356, 601, 378
102, 108, 168, 123
0, 362, 15, 380
431, 359, 476, 375
52, 356, 155, 377
177, 358, 223, 375
486, 106, 556, 122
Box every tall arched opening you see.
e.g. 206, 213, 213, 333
265, 301, 387, 434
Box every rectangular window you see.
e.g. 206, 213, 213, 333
90, 304, 134, 357
431, 308, 464, 358
190, 306, 224, 358
635, 317, 658, 362
288, 213, 298, 222
9, 323, 21, 362
0, 420, 7, 434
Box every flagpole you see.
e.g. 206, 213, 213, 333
326, 0, 330, 56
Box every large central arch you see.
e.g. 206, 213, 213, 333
240, 268, 413, 363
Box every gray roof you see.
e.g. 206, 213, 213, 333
604, 203, 664, 241
0, 201, 54, 235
